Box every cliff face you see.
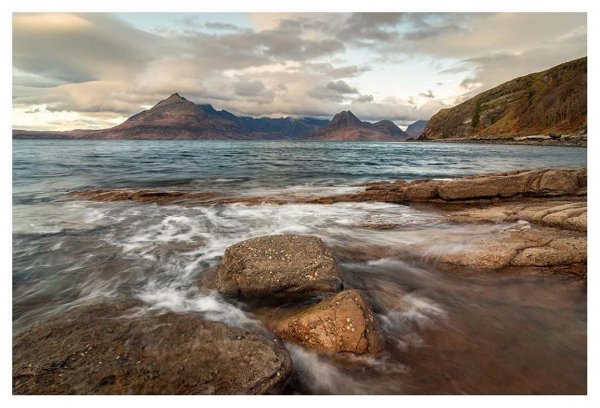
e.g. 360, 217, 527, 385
311, 111, 408, 141
420, 57, 587, 141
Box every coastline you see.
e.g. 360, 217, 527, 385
408, 136, 587, 148
13, 166, 588, 394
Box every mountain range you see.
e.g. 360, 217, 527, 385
12, 93, 409, 141
13, 57, 587, 142
420, 57, 587, 141
310, 111, 408, 141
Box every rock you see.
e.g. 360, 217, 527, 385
70, 168, 586, 208
308, 168, 586, 205
447, 200, 587, 232
535, 170, 579, 195
70, 189, 218, 205
511, 237, 587, 267
403, 179, 443, 201
437, 171, 533, 200
433, 228, 586, 275
216, 235, 343, 299
13, 299, 292, 395
272, 290, 382, 355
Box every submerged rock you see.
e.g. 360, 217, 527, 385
272, 290, 382, 355
216, 235, 344, 298
13, 299, 292, 395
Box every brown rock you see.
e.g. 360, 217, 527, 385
13, 299, 292, 395
511, 237, 587, 267
433, 228, 586, 275
437, 171, 533, 200
216, 235, 343, 298
272, 290, 382, 355
404, 180, 443, 201
69, 168, 586, 208
448, 200, 587, 232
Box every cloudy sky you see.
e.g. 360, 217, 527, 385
12, 12, 586, 130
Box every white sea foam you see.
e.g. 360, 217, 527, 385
287, 343, 408, 394
137, 286, 256, 327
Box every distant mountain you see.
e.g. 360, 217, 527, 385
13, 93, 329, 140
405, 120, 428, 138
420, 57, 587, 141
310, 111, 408, 141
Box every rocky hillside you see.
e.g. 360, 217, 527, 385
13, 93, 328, 140
405, 120, 428, 138
310, 111, 408, 141
420, 57, 587, 141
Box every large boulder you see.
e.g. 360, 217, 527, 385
272, 290, 382, 355
216, 235, 343, 298
13, 299, 292, 395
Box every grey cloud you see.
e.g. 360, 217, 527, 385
204, 22, 241, 31
326, 80, 358, 94
355, 94, 374, 103
419, 90, 435, 98
13, 13, 163, 83
234, 79, 266, 97
12, 12, 587, 130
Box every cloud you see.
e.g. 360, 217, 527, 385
326, 80, 358, 94
204, 22, 241, 31
12, 12, 586, 130
355, 94, 374, 103
234, 79, 266, 97
419, 90, 435, 98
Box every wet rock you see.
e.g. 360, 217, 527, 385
69, 168, 586, 208
433, 228, 586, 276
448, 200, 587, 232
272, 290, 382, 355
13, 299, 292, 395
510, 237, 587, 267
216, 235, 343, 299
70, 189, 218, 205
308, 168, 586, 205
437, 170, 534, 200
404, 180, 443, 201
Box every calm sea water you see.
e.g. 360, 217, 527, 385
12, 140, 587, 394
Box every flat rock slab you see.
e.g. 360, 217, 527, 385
272, 290, 382, 355
69, 168, 586, 208
432, 228, 586, 276
447, 199, 587, 232
216, 235, 343, 298
309, 168, 586, 205
13, 299, 292, 395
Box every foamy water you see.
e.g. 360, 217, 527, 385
13, 140, 587, 394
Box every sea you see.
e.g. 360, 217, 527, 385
12, 139, 587, 394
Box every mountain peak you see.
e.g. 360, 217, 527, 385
328, 110, 362, 128
153, 93, 190, 109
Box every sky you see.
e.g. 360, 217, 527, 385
12, 12, 587, 130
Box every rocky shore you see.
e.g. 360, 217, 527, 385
15, 167, 587, 394
14, 235, 381, 394
70, 168, 587, 277
409, 135, 587, 147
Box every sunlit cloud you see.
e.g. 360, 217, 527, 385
12, 12, 586, 130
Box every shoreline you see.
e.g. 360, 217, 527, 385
12, 135, 587, 147
13, 166, 588, 394
407, 137, 587, 148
